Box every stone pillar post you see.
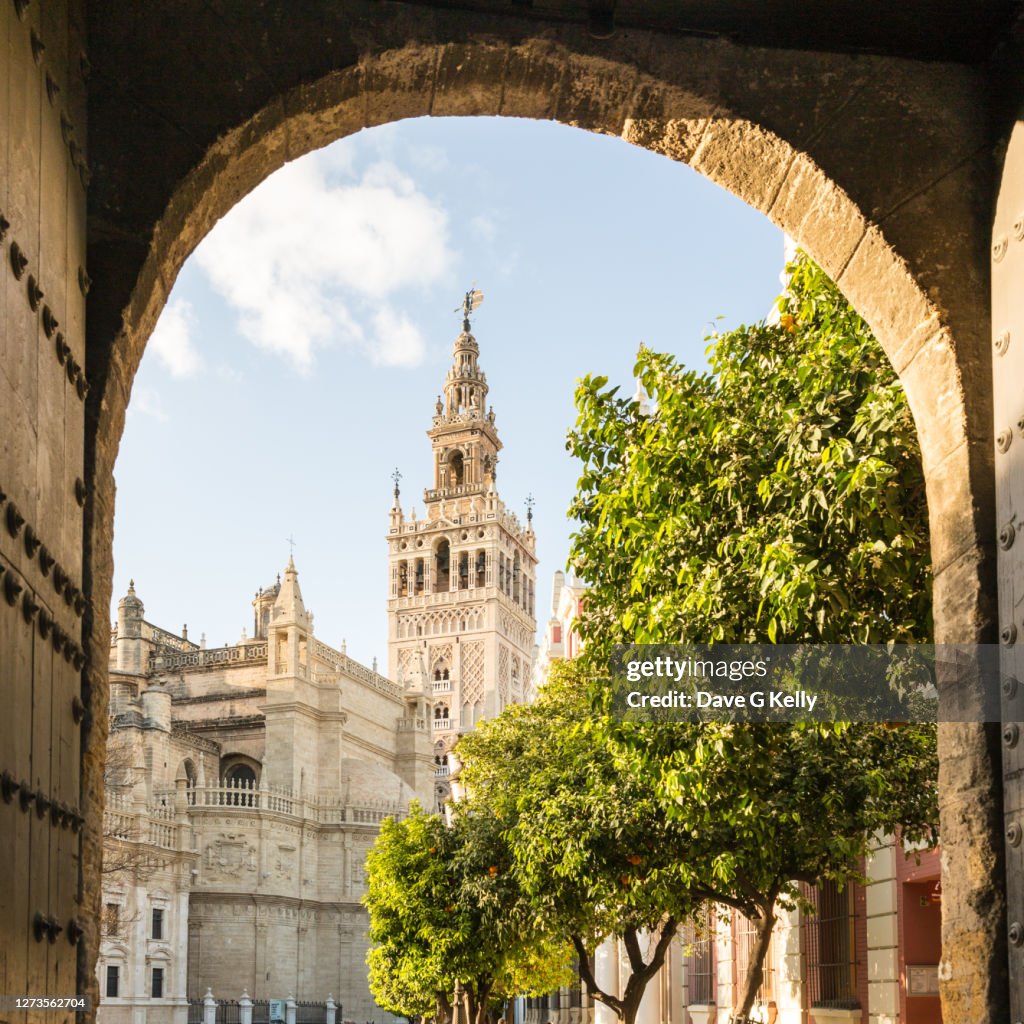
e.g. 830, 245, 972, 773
240, 991, 253, 1024
286, 994, 297, 1024
594, 939, 618, 1024
325, 994, 337, 1024
865, 835, 900, 1024
203, 989, 217, 1024
632, 934, 658, 1024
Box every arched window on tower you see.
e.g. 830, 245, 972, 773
476, 550, 486, 588
398, 561, 409, 598
449, 450, 465, 488
434, 540, 450, 594
513, 552, 521, 604
459, 553, 469, 590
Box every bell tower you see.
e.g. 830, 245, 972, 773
387, 291, 537, 779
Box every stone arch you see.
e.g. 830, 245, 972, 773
81, 37, 999, 1019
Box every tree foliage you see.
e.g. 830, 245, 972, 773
363, 803, 571, 1024
458, 661, 698, 1024
567, 253, 931, 662
561, 253, 937, 1020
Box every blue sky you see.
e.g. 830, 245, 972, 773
113, 116, 783, 666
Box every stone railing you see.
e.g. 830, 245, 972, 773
186, 781, 404, 826
102, 803, 184, 852
432, 679, 452, 693
144, 621, 199, 653
432, 717, 453, 732
310, 639, 402, 699
151, 642, 267, 672
435, 764, 450, 777
396, 717, 427, 732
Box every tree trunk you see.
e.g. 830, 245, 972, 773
733, 905, 777, 1022
436, 993, 453, 1024
571, 920, 678, 1024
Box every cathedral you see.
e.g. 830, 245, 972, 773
96, 304, 538, 1024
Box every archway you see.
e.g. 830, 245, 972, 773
80, 39, 999, 1021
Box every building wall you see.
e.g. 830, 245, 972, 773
97, 569, 431, 1024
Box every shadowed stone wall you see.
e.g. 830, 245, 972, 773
0, 3, 1018, 1021
0, 0, 89, 1014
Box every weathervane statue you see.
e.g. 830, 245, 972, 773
458, 287, 484, 332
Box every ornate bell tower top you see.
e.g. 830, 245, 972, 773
427, 289, 501, 499
386, 289, 537, 745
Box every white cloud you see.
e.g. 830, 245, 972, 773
127, 386, 169, 422
193, 156, 454, 372
366, 308, 427, 368
149, 298, 201, 377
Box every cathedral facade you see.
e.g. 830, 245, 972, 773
96, 310, 538, 1024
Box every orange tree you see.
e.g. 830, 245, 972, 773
364, 802, 571, 1024
559, 253, 937, 1022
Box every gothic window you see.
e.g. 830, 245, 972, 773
434, 704, 449, 722
415, 559, 424, 596
399, 561, 409, 597
459, 553, 469, 589
476, 550, 486, 588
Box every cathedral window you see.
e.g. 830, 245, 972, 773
415, 559, 424, 596
222, 760, 259, 805
459, 553, 469, 589
398, 561, 409, 597
476, 550, 486, 588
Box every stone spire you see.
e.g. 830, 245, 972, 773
272, 555, 310, 629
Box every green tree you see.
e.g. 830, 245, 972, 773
458, 661, 705, 1024
364, 803, 571, 1024
562, 253, 937, 1022
568, 253, 930, 661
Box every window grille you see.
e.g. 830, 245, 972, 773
733, 909, 776, 1004
802, 881, 859, 1009
682, 909, 715, 1005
